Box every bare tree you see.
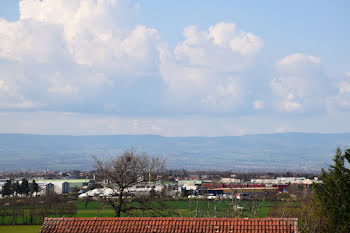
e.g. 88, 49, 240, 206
94, 148, 165, 217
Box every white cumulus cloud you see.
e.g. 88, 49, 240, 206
0, 0, 163, 111
173, 22, 263, 72
253, 100, 264, 110
160, 22, 263, 113
327, 78, 350, 111
0, 1, 267, 116
271, 53, 329, 113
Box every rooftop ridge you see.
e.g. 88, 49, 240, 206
41, 217, 299, 233
44, 217, 298, 220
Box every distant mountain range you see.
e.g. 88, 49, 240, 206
0, 133, 349, 172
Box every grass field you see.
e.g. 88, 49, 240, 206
75, 199, 270, 218
0, 225, 41, 233
0, 199, 271, 228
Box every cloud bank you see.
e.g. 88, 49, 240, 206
0, 0, 265, 115
0, 0, 348, 135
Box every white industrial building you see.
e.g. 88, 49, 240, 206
127, 183, 164, 193
78, 182, 165, 198
251, 177, 320, 185
51, 181, 70, 194
37, 181, 70, 195
219, 178, 241, 184
38, 183, 55, 196
78, 187, 115, 198
179, 183, 198, 191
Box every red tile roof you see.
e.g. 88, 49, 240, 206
40, 217, 298, 233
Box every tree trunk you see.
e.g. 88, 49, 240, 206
115, 191, 124, 217
84, 197, 89, 208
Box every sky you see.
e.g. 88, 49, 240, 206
0, 0, 349, 136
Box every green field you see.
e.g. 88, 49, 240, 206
0, 199, 270, 226
0, 199, 273, 232
0, 225, 41, 233
75, 199, 270, 218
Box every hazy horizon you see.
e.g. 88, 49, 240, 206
1, 131, 350, 137
1, 132, 349, 171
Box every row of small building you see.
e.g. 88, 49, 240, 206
78, 176, 321, 199
1, 176, 321, 198
177, 176, 321, 198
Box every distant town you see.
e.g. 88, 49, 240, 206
0, 168, 320, 199
1, 147, 349, 233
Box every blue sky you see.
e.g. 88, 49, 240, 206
141, 1, 350, 72
0, 0, 349, 136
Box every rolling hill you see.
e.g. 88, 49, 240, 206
0, 133, 349, 172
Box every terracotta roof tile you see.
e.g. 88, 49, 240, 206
40, 217, 298, 233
